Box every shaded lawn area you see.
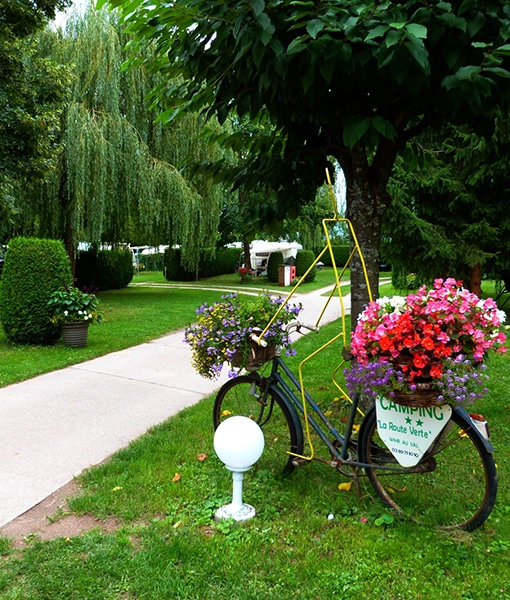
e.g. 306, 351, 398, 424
0, 319, 509, 599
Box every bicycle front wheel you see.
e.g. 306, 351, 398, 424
213, 374, 304, 475
359, 406, 497, 530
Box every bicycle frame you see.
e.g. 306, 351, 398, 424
263, 352, 365, 468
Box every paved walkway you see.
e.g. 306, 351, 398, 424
0, 284, 352, 527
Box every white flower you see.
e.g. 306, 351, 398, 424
497, 309, 507, 324
64, 310, 68, 316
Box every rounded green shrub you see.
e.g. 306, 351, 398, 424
267, 251, 284, 283
75, 248, 134, 290
296, 250, 317, 283
322, 245, 350, 268
0, 237, 72, 344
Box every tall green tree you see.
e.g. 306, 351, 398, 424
101, 0, 510, 323
382, 117, 510, 295
12, 6, 223, 273
0, 0, 71, 226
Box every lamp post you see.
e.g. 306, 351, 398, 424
213, 416, 265, 521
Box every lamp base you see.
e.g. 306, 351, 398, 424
215, 503, 256, 521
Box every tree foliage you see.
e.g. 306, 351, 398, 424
100, 0, 510, 321
383, 116, 510, 292
0, 0, 71, 189
6, 6, 224, 272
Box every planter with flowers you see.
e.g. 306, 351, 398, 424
344, 278, 507, 407
48, 285, 102, 348
184, 292, 302, 379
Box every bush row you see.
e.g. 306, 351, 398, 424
164, 247, 240, 281
75, 248, 134, 291
321, 245, 350, 268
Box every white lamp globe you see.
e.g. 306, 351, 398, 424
214, 416, 265, 472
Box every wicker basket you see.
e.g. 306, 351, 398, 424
231, 343, 276, 372
391, 382, 441, 408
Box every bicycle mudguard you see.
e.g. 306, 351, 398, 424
453, 405, 495, 454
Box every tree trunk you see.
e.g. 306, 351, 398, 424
58, 169, 76, 279
243, 238, 252, 270
337, 142, 397, 332
468, 263, 482, 297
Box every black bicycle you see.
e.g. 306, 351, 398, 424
213, 323, 498, 531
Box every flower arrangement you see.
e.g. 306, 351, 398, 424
184, 292, 302, 379
48, 285, 102, 325
344, 278, 507, 406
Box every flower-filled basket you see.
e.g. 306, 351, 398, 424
345, 278, 507, 407
184, 292, 302, 379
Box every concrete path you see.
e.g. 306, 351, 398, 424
0, 284, 351, 527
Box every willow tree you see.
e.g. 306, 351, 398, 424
20, 5, 222, 273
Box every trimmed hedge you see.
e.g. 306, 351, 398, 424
267, 251, 284, 283
164, 247, 240, 281
75, 248, 134, 291
0, 237, 72, 344
296, 250, 317, 283
322, 245, 350, 268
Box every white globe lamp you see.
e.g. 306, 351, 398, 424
213, 416, 264, 521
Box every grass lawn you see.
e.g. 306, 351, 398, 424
0, 279, 509, 598
141, 266, 349, 293
0, 268, 347, 388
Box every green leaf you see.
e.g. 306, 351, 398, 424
406, 23, 427, 39
483, 67, 510, 78
467, 11, 486, 37
494, 44, 510, 56
252, 38, 266, 68
286, 37, 307, 55
343, 117, 370, 149
471, 42, 491, 49
306, 19, 324, 39
439, 13, 467, 33
302, 68, 315, 93
385, 29, 402, 47
404, 37, 429, 73
442, 74, 459, 90
456, 65, 482, 79
375, 513, 395, 526
372, 116, 396, 140
319, 58, 336, 84
365, 25, 390, 41
250, 0, 265, 17
389, 22, 406, 29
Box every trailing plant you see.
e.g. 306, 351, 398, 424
184, 292, 302, 379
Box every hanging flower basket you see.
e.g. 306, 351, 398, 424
231, 342, 276, 372
344, 278, 507, 407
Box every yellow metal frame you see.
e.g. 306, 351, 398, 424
258, 170, 373, 461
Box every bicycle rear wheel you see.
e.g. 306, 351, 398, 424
213, 374, 304, 475
359, 406, 497, 530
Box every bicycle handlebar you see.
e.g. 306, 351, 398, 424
249, 321, 318, 347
